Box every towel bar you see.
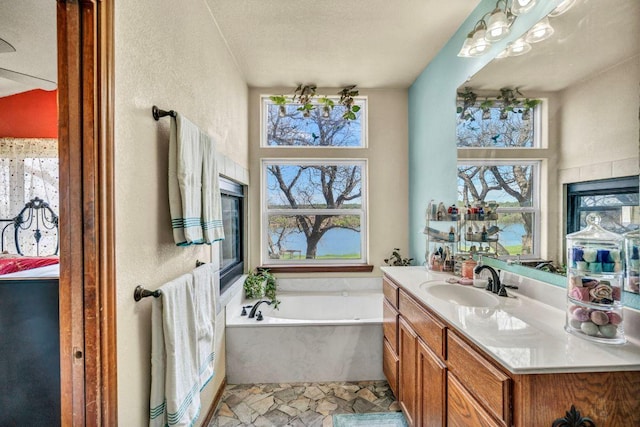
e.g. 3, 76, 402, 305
133, 285, 162, 301
152, 105, 177, 121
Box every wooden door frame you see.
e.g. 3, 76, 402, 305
57, 0, 116, 425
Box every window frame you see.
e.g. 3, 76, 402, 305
219, 176, 245, 293
260, 95, 368, 148
456, 159, 542, 260
455, 97, 545, 149
566, 176, 639, 235
261, 158, 368, 266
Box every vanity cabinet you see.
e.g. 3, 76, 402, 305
381, 273, 640, 427
382, 277, 399, 397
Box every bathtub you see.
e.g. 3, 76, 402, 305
225, 278, 385, 384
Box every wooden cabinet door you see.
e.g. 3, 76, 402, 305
417, 338, 446, 427
448, 372, 502, 427
399, 317, 418, 426
383, 338, 399, 397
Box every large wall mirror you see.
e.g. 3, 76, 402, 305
456, 0, 639, 292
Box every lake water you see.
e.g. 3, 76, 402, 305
274, 223, 527, 257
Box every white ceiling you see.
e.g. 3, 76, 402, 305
465, 0, 640, 92
0, 0, 57, 97
205, 0, 480, 88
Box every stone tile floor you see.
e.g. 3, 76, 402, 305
208, 380, 399, 427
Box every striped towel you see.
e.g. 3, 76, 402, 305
149, 274, 201, 427
169, 113, 204, 245
200, 132, 224, 243
192, 263, 217, 390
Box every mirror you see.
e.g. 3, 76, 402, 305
456, 0, 639, 289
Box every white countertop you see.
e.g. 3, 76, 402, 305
382, 266, 640, 374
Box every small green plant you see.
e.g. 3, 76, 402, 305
384, 248, 414, 266
243, 269, 280, 308
318, 96, 335, 118
269, 95, 288, 117
338, 85, 360, 120
293, 84, 317, 117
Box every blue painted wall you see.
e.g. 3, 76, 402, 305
408, 0, 561, 264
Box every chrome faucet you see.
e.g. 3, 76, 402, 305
248, 300, 272, 318
474, 265, 508, 296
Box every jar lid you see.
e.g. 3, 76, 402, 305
567, 213, 624, 243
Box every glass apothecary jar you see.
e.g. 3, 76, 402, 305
565, 213, 625, 344
624, 229, 640, 293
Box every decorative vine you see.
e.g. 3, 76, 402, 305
269, 84, 361, 121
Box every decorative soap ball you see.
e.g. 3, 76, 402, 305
572, 307, 590, 322
568, 304, 581, 314
580, 321, 600, 336
569, 319, 583, 330
589, 283, 613, 303
590, 310, 609, 326
611, 286, 621, 301
598, 324, 618, 339
569, 287, 590, 302
582, 248, 597, 263
607, 312, 623, 325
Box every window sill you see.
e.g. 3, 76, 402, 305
257, 264, 374, 274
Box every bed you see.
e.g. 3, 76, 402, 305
0, 196, 59, 276
0, 197, 60, 425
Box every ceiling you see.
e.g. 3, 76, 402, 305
205, 0, 480, 88
465, 0, 640, 92
0, 0, 57, 98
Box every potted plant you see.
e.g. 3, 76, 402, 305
480, 98, 494, 120
318, 96, 335, 119
457, 86, 478, 121
384, 248, 414, 266
243, 269, 280, 308
269, 95, 289, 117
293, 84, 317, 117
521, 98, 541, 120
338, 85, 361, 120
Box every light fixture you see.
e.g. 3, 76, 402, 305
468, 20, 492, 56
548, 0, 577, 17
510, 0, 537, 16
457, 31, 475, 57
507, 37, 532, 56
485, 1, 511, 42
525, 16, 554, 43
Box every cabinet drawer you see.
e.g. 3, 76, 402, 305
383, 337, 399, 398
383, 299, 398, 353
447, 331, 511, 425
448, 372, 502, 427
399, 290, 446, 359
383, 276, 399, 308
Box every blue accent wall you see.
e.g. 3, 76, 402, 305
408, 0, 561, 265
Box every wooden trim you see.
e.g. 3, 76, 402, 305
257, 264, 374, 273
57, 1, 86, 425
57, 0, 116, 425
97, 0, 117, 424
200, 378, 228, 426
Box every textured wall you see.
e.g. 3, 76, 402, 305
114, 0, 248, 425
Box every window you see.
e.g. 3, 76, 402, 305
456, 98, 541, 148
219, 177, 245, 292
261, 96, 366, 148
262, 159, 367, 264
567, 176, 639, 235
456, 93, 543, 259
457, 161, 540, 258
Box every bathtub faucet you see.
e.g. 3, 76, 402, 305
248, 300, 272, 318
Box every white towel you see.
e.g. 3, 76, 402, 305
149, 274, 201, 427
200, 134, 225, 244
169, 114, 204, 245
192, 264, 217, 389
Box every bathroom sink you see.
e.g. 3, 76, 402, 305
419, 283, 500, 308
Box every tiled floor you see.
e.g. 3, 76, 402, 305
209, 380, 400, 427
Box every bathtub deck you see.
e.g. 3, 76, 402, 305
209, 380, 399, 427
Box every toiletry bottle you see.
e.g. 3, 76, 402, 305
448, 226, 455, 242
481, 226, 487, 242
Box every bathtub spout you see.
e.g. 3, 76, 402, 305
248, 300, 272, 318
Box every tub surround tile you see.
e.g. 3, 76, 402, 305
277, 277, 382, 293
209, 381, 397, 427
